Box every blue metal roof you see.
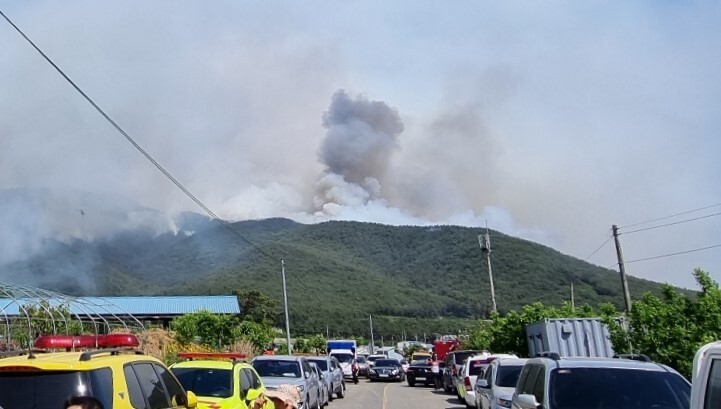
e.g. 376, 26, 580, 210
0, 295, 240, 316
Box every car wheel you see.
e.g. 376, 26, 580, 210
328, 384, 333, 402
337, 382, 345, 399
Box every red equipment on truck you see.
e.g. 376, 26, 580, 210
433, 337, 460, 362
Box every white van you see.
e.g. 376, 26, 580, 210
691, 341, 721, 408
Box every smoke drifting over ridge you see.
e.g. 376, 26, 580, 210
1, 1, 719, 290
314, 90, 403, 217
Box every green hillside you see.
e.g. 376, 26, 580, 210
6, 218, 682, 338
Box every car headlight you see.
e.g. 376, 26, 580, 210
370, 370, 378, 375
296, 385, 305, 393
390, 370, 398, 375
496, 397, 512, 408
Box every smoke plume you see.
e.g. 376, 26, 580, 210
314, 90, 404, 215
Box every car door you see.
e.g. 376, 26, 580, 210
302, 360, 319, 407
331, 358, 343, 387
480, 363, 494, 409
128, 362, 177, 409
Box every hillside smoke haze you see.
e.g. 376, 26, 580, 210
0, 1, 718, 289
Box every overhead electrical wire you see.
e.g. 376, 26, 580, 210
622, 243, 721, 265
583, 231, 613, 262
619, 202, 721, 229
0, 9, 276, 262
620, 211, 721, 235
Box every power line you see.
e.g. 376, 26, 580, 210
583, 231, 613, 262
623, 243, 721, 265
621, 211, 721, 235
0, 9, 275, 262
619, 202, 721, 229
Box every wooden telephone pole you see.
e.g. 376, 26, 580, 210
478, 225, 497, 314
612, 225, 633, 314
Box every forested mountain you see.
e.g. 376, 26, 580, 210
2, 218, 682, 337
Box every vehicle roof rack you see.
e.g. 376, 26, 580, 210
79, 348, 145, 362
537, 351, 561, 361
0, 349, 47, 359
613, 353, 652, 362
177, 352, 247, 362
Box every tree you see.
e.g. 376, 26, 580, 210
605, 269, 720, 378
237, 320, 275, 351
309, 334, 327, 354
233, 290, 280, 326
171, 310, 238, 348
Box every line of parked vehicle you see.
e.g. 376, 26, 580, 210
413, 349, 692, 409
170, 352, 349, 409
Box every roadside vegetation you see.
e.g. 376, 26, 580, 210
463, 268, 717, 378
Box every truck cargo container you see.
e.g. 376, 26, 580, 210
526, 318, 616, 358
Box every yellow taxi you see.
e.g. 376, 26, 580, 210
170, 352, 272, 409
0, 333, 197, 409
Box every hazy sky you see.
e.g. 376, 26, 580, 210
1, 1, 719, 289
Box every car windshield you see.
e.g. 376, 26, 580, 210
375, 360, 398, 367
0, 369, 113, 409
308, 359, 328, 371
332, 353, 354, 364
356, 356, 367, 363
467, 359, 493, 376
252, 360, 302, 378
495, 365, 523, 387
171, 368, 233, 398
411, 359, 430, 365
550, 367, 690, 409
368, 356, 383, 362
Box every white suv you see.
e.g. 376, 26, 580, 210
457, 353, 518, 407
475, 357, 527, 409
691, 340, 721, 408
511, 354, 690, 409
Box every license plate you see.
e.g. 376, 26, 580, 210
380, 374, 388, 378
416, 377, 426, 381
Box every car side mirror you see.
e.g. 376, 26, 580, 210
475, 379, 489, 388
305, 371, 312, 378
245, 389, 261, 401
514, 393, 542, 409
186, 391, 197, 408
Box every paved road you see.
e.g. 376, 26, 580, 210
328, 378, 469, 409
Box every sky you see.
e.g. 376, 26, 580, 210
0, 1, 719, 289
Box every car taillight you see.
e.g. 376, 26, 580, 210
464, 376, 471, 388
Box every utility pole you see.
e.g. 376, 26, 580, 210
478, 225, 498, 314
570, 282, 575, 310
281, 259, 292, 355
612, 225, 633, 314
369, 315, 375, 354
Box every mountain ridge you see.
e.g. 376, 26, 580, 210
0, 217, 685, 336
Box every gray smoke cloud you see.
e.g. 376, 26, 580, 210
0, 1, 718, 290
314, 90, 403, 215
318, 90, 403, 183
